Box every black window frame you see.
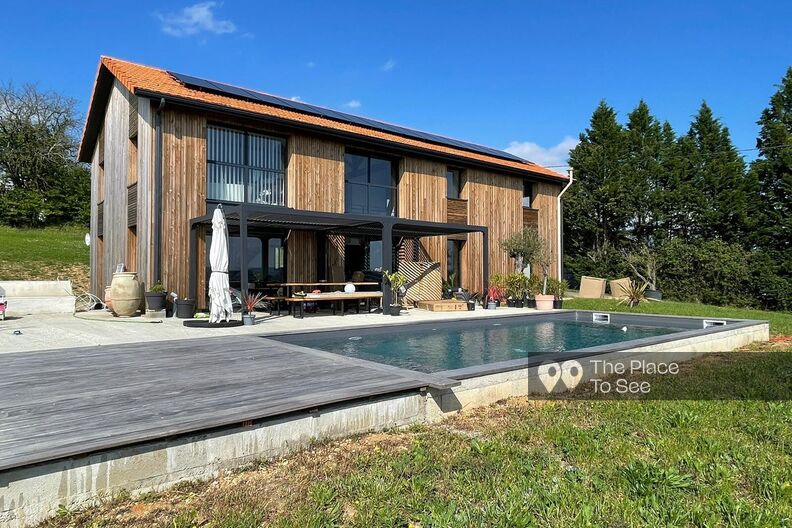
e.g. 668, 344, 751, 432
343, 151, 398, 216
447, 168, 462, 199
522, 180, 534, 208
206, 124, 287, 206
447, 239, 463, 289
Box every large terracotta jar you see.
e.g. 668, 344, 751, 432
104, 287, 115, 314
110, 272, 143, 317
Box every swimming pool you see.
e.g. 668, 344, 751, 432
270, 311, 769, 377
275, 317, 678, 373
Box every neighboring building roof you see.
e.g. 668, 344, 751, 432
78, 56, 567, 181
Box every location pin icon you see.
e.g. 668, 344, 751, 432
561, 360, 584, 390
538, 362, 562, 393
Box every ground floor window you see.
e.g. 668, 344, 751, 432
447, 239, 463, 289
204, 233, 284, 292
344, 236, 384, 278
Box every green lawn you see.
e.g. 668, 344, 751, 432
0, 226, 89, 290
565, 297, 792, 336
45, 351, 792, 528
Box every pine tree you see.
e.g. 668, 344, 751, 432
565, 101, 628, 258
624, 100, 664, 245
752, 67, 792, 256
679, 102, 748, 242
749, 67, 792, 309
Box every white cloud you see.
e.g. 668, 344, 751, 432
344, 100, 361, 109
381, 59, 396, 72
504, 136, 578, 169
290, 96, 302, 102
157, 2, 236, 37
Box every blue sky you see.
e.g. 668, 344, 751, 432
2, 1, 790, 168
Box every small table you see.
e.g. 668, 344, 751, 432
285, 292, 383, 318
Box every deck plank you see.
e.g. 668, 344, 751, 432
0, 335, 450, 471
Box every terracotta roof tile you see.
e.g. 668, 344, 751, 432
81, 56, 566, 181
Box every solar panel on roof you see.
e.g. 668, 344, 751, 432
167, 70, 527, 164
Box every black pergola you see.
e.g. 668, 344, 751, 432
189, 203, 489, 311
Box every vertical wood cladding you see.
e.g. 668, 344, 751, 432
135, 97, 155, 285
461, 168, 522, 292
533, 182, 560, 279
90, 80, 130, 295
286, 135, 344, 282
398, 157, 447, 274
160, 110, 207, 301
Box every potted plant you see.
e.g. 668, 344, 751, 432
485, 284, 502, 309
506, 273, 528, 308
383, 270, 406, 316
549, 278, 568, 309
625, 245, 662, 300
145, 282, 167, 311
500, 227, 543, 275
242, 291, 264, 325
524, 275, 541, 308
459, 290, 476, 311
174, 297, 196, 319
489, 274, 507, 307
442, 273, 457, 300
618, 280, 648, 308
534, 243, 555, 310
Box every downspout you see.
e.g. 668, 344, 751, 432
557, 168, 574, 279
153, 98, 165, 283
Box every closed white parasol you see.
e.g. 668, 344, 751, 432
208, 206, 234, 323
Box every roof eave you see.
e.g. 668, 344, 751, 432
77, 62, 115, 162
135, 89, 568, 183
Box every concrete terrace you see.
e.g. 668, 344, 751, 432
0, 307, 542, 354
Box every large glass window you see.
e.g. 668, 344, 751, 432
447, 168, 461, 199
204, 234, 285, 290
344, 153, 397, 216
447, 239, 463, 289
207, 126, 285, 205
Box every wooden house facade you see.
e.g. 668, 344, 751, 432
78, 57, 569, 307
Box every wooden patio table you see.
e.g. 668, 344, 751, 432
267, 281, 380, 298
285, 291, 383, 318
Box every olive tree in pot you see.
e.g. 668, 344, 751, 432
534, 243, 555, 310
383, 270, 406, 316
144, 282, 166, 311
501, 226, 543, 277
625, 245, 662, 300
242, 292, 264, 325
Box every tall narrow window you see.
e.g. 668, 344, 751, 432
447, 240, 463, 289
344, 153, 397, 216
522, 180, 534, 208
207, 126, 285, 205
447, 168, 461, 199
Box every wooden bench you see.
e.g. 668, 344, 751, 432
285, 292, 383, 318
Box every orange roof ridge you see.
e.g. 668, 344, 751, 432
79, 57, 566, 180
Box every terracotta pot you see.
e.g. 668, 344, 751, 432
104, 287, 114, 314
110, 272, 143, 317
535, 294, 554, 311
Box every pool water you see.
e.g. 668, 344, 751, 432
282, 320, 678, 373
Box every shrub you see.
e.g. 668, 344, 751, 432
565, 244, 630, 288
656, 239, 754, 307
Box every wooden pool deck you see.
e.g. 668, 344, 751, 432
0, 335, 457, 472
